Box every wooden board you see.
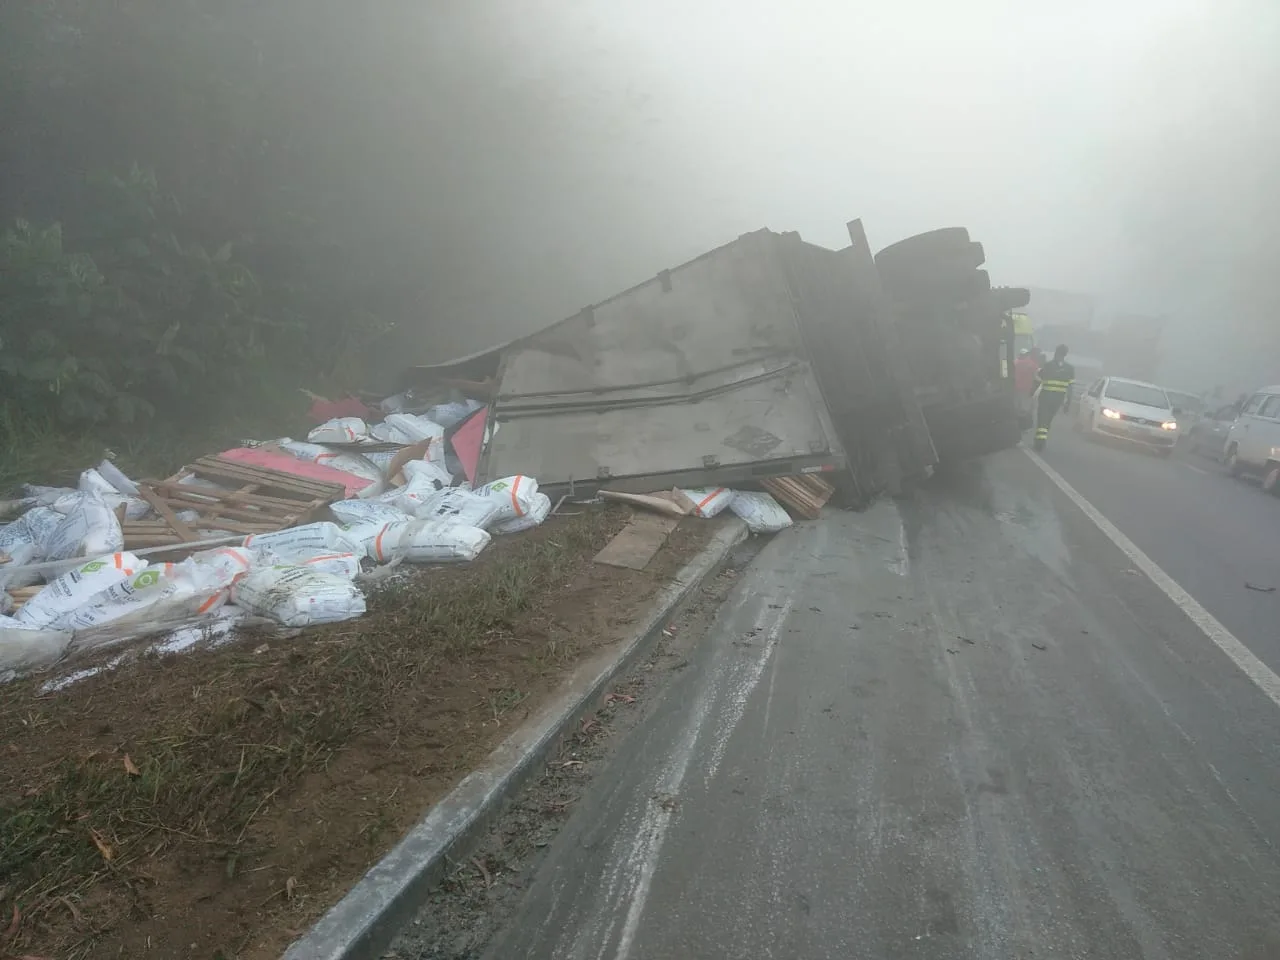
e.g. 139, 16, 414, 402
124, 456, 347, 549
761, 474, 836, 520
593, 512, 680, 570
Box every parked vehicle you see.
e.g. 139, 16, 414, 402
1183, 403, 1237, 458
1224, 386, 1280, 494
1075, 376, 1179, 455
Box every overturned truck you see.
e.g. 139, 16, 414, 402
406, 220, 1026, 505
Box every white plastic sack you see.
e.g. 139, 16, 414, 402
364, 519, 490, 564
491, 492, 552, 534
94, 459, 139, 497
409, 488, 500, 529
680, 487, 737, 519
190, 546, 256, 585
0, 617, 73, 676
476, 475, 541, 524
52, 559, 231, 637
426, 399, 483, 429
78, 468, 150, 520
307, 417, 370, 444
277, 440, 384, 484
372, 415, 445, 462
44, 495, 125, 561
377, 466, 453, 516
231, 565, 366, 627
298, 552, 362, 580
0, 506, 63, 586
241, 522, 362, 561
329, 499, 409, 527
729, 491, 793, 534
15, 552, 146, 627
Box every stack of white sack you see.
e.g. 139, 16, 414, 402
0, 506, 63, 587
14, 552, 147, 627
355, 517, 491, 564
425, 398, 484, 429
231, 564, 366, 627
475, 476, 551, 534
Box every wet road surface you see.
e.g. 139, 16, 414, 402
464, 446, 1280, 960
1039, 425, 1280, 674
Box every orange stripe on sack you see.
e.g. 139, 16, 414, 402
511, 476, 525, 518
694, 488, 725, 514
197, 589, 226, 614
373, 524, 389, 563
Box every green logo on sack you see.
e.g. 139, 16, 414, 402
132, 569, 161, 588
81, 560, 106, 573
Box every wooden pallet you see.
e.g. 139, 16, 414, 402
124, 456, 346, 548
760, 474, 836, 520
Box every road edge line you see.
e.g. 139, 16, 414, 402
280, 518, 750, 960
1024, 448, 1280, 709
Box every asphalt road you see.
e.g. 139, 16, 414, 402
1041, 423, 1280, 674
473, 446, 1280, 960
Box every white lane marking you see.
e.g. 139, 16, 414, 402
1025, 448, 1280, 709
1183, 462, 1211, 476
598, 596, 793, 960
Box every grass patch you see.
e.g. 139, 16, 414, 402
0, 509, 622, 958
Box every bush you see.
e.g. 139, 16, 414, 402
0, 165, 282, 428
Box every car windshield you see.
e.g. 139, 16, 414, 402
1104, 381, 1171, 408
1167, 392, 1203, 413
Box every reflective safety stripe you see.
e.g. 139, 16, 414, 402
1035, 428, 1049, 437
1041, 384, 1069, 393
1040, 379, 1073, 388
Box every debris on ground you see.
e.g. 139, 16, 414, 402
1, 380, 830, 683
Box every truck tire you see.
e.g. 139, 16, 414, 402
887, 268, 991, 307
877, 243, 986, 294
875, 228, 971, 273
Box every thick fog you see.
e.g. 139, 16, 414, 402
360, 1, 1277, 391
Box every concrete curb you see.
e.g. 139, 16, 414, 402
282, 518, 749, 960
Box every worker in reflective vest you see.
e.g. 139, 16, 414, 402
1033, 344, 1075, 451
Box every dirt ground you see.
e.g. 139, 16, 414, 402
0, 506, 720, 960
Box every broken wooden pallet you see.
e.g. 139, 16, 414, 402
760, 473, 836, 520
124, 456, 346, 548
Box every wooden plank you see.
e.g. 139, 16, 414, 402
150, 482, 307, 511
194, 457, 344, 500
593, 512, 679, 570
761, 477, 823, 520
137, 485, 200, 542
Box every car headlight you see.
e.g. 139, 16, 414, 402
1102, 408, 1122, 419
1161, 421, 1177, 431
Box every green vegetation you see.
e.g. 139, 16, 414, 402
0, 3, 404, 490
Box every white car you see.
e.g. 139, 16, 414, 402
1075, 376, 1180, 456
1224, 385, 1280, 495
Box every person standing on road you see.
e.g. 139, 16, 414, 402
1033, 344, 1075, 451
1014, 348, 1041, 429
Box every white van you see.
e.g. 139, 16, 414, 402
1224, 386, 1280, 494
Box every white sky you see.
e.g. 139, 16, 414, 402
398, 0, 1277, 389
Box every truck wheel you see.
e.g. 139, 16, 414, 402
887, 269, 992, 308
875, 228, 971, 273
877, 244, 986, 294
